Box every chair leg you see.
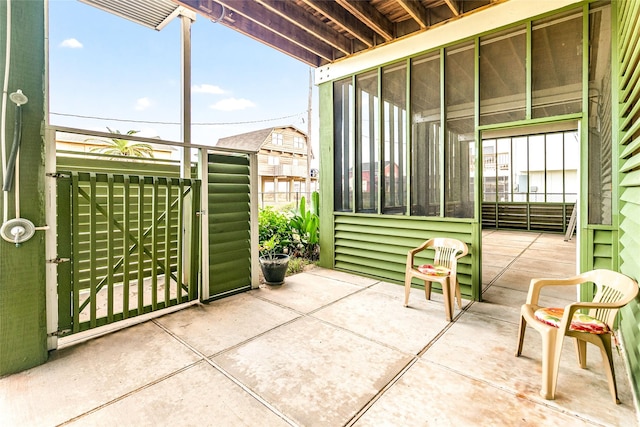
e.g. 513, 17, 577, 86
442, 278, 453, 321
574, 338, 587, 368
454, 279, 462, 309
424, 280, 432, 301
447, 278, 457, 318
540, 328, 563, 400
403, 274, 412, 307
515, 314, 527, 357
595, 334, 620, 404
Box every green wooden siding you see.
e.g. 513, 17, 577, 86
616, 0, 640, 406
207, 153, 252, 299
0, 0, 48, 376
334, 214, 478, 299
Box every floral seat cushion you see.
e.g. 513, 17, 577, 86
417, 264, 450, 276
534, 307, 610, 334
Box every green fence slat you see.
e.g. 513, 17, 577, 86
71, 173, 80, 333
189, 180, 201, 301
123, 175, 130, 319
137, 177, 145, 313
89, 174, 97, 328
151, 177, 159, 310
56, 176, 72, 334
177, 180, 185, 296
164, 179, 172, 305
107, 174, 114, 323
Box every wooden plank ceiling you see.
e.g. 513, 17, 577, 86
175, 0, 499, 66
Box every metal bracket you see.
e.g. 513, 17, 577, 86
47, 257, 70, 264
195, 210, 206, 216
48, 329, 70, 337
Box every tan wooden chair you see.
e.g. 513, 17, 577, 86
516, 269, 639, 404
403, 238, 468, 321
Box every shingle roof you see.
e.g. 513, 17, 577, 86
215, 128, 275, 152
215, 125, 308, 152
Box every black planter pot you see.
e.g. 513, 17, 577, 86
259, 254, 290, 285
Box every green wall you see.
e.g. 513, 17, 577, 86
0, 0, 48, 375
616, 0, 640, 406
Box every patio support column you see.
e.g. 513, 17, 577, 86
180, 11, 195, 178
179, 10, 195, 290
0, 0, 48, 375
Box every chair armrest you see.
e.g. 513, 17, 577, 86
406, 242, 431, 267
526, 276, 585, 305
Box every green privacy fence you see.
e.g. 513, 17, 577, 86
57, 170, 200, 334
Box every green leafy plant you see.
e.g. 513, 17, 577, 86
258, 206, 291, 255
289, 191, 320, 260
259, 235, 283, 260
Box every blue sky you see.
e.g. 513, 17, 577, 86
48, 0, 318, 150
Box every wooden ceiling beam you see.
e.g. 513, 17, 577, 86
208, 0, 337, 61
178, 0, 324, 66
301, 0, 375, 48
255, 0, 352, 55
397, 0, 430, 29
335, 0, 395, 41
443, 0, 460, 17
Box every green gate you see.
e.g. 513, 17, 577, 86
57, 172, 200, 335
205, 153, 252, 300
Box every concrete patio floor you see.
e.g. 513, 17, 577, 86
1, 230, 638, 426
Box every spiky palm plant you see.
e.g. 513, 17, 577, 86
87, 128, 154, 158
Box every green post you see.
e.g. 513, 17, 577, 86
0, 0, 48, 375
318, 81, 335, 268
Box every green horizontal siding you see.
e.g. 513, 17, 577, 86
207, 154, 252, 298
333, 214, 477, 299
616, 0, 640, 407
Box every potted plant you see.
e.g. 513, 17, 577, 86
259, 235, 290, 285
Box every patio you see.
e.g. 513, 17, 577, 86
1, 230, 636, 426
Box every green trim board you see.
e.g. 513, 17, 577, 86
319, 81, 335, 269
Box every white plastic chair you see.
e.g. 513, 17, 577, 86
516, 269, 638, 403
403, 238, 468, 321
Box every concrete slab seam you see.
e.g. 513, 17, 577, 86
152, 318, 299, 426
55, 361, 202, 426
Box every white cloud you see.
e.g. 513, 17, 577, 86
192, 84, 226, 95
60, 38, 83, 48
135, 97, 151, 111
210, 98, 255, 111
